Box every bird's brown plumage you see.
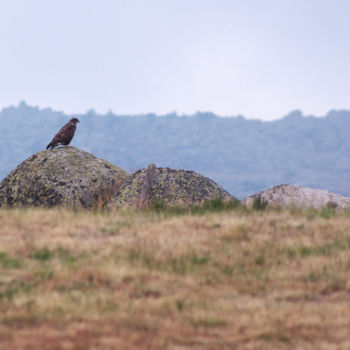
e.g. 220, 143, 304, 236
46, 118, 80, 150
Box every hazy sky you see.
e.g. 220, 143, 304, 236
1, 0, 350, 120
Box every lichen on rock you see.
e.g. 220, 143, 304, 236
0, 147, 128, 208
242, 184, 350, 210
108, 164, 234, 209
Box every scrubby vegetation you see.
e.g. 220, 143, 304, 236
252, 195, 269, 210
1, 205, 350, 349
147, 197, 240, 215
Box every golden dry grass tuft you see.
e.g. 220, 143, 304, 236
1, 207, 350, 349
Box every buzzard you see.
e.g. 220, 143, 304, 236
46, 118, 80, 150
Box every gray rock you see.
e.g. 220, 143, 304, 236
108, 164, 235, 209
242, 184, 350, 209
0, 147, 128, 208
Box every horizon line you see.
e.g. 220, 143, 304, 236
1, 100, 350, 123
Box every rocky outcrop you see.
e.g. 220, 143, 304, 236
0, 147, 128, 208
108, 164, 234, 209
242, 184, 350, 209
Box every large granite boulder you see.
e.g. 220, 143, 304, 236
242, 184, 350, 209
108, 164, 235, 209
0, 147, 128, 208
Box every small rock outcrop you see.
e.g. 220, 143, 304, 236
242, 184, 350, 209
108, 164, 234, 209
0, 147, 128, 208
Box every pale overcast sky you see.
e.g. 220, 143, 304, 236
1, 0, 350, 120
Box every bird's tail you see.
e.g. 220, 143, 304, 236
46, 142, 53, 150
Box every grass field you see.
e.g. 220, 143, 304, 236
1, 206, 350, 349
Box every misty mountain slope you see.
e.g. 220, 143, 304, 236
1, 102, 350, 199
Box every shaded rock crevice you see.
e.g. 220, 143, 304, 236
136, 163, 156, 208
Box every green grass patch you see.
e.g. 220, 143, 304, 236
307, 271, 322, 283
54, 281, 91, 293
147, 198, 240, 216
54, 247, 80, 265
171, 255, 212, 274
0, 279, 34, 300
191, 317, 227, 328
320, 207, 336, 219
0, 252, 23, 268
30, 247, 81, 265
31, 248, 53, 261
176, 299, 185, 311
35, 267, 54, 280
3, 314, 40, 327
283, 237, 350, 259
115, 248, 212, 275
258, 331, 290, 343
255, 255, 265, 266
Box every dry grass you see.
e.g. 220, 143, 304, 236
1, 207, 350, 349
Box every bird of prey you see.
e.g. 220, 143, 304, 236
46, 118, 80, 150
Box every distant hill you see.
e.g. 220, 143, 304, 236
1, 102, 350, 199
